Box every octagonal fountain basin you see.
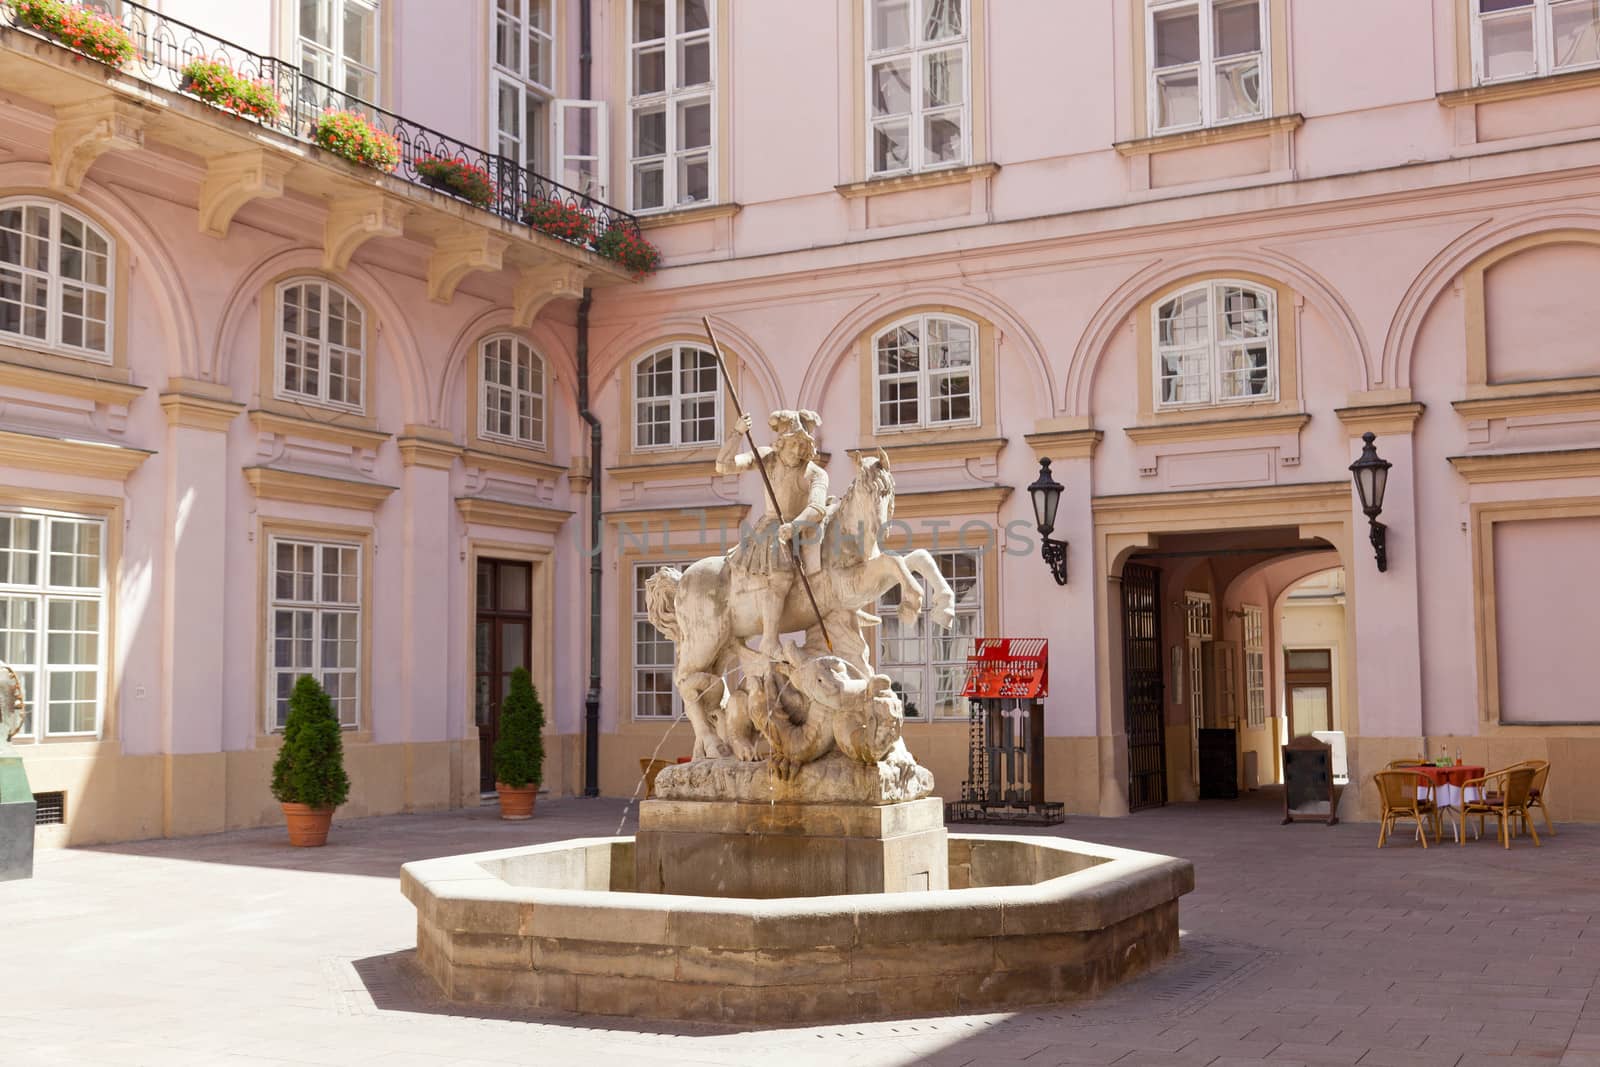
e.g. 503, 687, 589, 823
401, 834, 1195, 1026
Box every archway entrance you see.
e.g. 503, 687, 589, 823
1095, 483, 1357, 816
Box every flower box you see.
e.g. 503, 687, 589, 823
10, 0, 135, 67
312, 109, 401, 173
592, 220, 661, 277
522, 197, 595, 246
179, 58, 282, 123
414, 155, 496, 207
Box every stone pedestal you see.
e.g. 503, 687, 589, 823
635, 795, 948, 898
0, 746, 34, 882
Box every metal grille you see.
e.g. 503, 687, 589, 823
34, 791, 64, 825
1122, 563, 1166, 811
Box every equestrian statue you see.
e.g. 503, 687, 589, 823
643, 319, 956, 782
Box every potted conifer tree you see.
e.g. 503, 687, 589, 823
271, 674, 351, 846
492, 667, 544, 820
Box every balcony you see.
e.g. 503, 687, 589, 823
0, 0, 638, 319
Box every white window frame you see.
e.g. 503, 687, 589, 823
871, 312, 980, 433
633, 561, 690, 720
552, 99, 611, 198
1153, 279, 1277, 412
1146, 0, 1269, 134
274, 278, 368, 414
865, 0, 972, 178
478, 333, 547, 449
0, 508, 107, 740
296, 0, 382, 103
266, 536, 362, 732
627, 0, 716, 213
631, 343, 722, 452
1243, 604, 1266, 730
1472, 0, 1600, 84
876, 549, 982, 721
490, 0, 555, 176
0, 197, 114, 364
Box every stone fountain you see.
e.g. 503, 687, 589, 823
403, 409, 1192, 1024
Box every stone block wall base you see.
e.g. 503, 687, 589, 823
0, 799, 36, 881
634, 797, 949, 897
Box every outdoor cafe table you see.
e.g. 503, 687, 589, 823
1412, 764, 1486, 842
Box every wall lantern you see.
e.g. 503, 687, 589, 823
1348, 431, 1392, 573
1028, 457, 1068, 586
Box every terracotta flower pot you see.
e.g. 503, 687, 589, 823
496, 783, 537, 820
280, 802, 334, 847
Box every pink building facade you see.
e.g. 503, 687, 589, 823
3, 0, 1599, 844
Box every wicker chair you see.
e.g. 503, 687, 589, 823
1513, 759, 1555, 838
1374, 770, 1437, 848
639, 757, 672, 799
1460, 765, 1540, 848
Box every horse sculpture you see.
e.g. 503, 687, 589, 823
644, 449, 956, 761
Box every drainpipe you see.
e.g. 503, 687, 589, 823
578, 291, 600, 797
578, 0, 602, 797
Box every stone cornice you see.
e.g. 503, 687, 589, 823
247, 409, 392, 451
397, 436, 464, 470
1023, 429, 1104, 460
876, 436, 1007, 465
1452, 389, 1600, 421
1092, 481, 1349, 523
0, 428, 153, 479
1114, 114, 1304, 157
455, 496, 573, 534
606, 503, 751, 536
635, 202, 744, 229
243, 466, 396, 510
462, 448, 567, 481
1334, 402, 1425, 436
607, 457, 720, 483
893, 486, 1013, 521
160, 391, 244, 431
1448, 448, 1600, 484
1437, 68, 1600, 108
1124, 412, 1309, 446
834, 162, 1000, 200
0, 357, 143, 407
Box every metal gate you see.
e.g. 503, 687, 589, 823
1122, 562, 1166, 810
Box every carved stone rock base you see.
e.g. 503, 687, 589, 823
634, 795, 948, 898
651, 743, 934, 805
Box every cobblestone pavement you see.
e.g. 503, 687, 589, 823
4, 789, 1598, 1066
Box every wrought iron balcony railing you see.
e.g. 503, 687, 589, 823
2, 0, 638, 246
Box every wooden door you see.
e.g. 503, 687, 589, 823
475, 558, 532, 793
1122, 563, 1166, 811
1284, 648, 1334, 739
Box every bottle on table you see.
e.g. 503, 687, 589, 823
1455, 746, 1462, 766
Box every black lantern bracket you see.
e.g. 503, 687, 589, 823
1348, 431, 1392, 574
1040, 534, 1068, 586
1028, 457, 1069, 586
1367, 518, 1388, 573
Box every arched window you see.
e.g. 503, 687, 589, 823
479, 334, 546, 447
872, 312, 977, 431
1154, 281, 1275, 408
275, 278, 367, 412
0, 198, 113, 361
633, 343, 720, 450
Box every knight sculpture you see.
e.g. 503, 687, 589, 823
644, 398, 958, 798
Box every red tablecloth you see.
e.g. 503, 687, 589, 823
1409, 764, 1484, 789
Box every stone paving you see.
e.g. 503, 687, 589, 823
3, 788, 1597, 1066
